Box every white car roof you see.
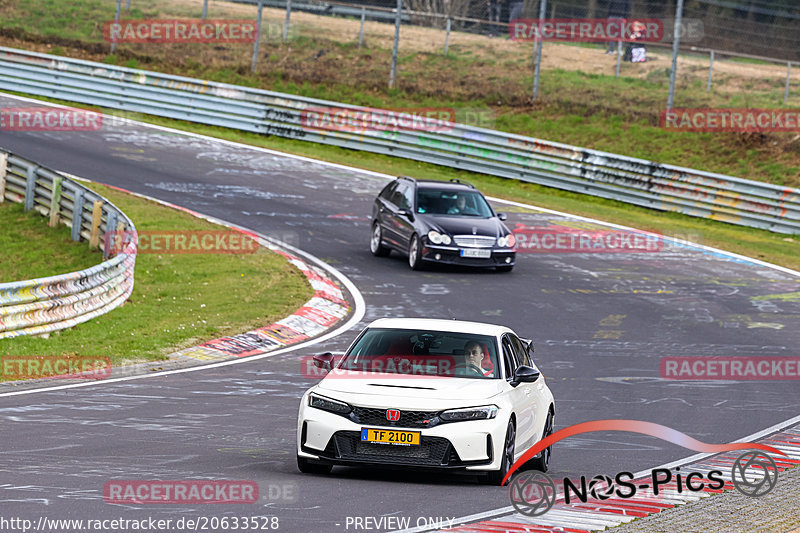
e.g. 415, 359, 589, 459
366, 317, 513, 337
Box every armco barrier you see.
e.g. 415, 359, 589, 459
0, 150, 136, 339
1, 46, 799, 233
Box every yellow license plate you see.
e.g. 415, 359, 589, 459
361, 428, 421, 446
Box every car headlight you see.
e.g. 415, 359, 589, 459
427, 230, 452, 245
497, 234, 516, 248
308, 393, 352, 414
440, 405, 498, 421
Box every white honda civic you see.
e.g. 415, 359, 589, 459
296, 318, 555, 484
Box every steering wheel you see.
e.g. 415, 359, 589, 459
455, 362, 485, 377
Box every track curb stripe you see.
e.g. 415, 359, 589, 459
0, 177, 366, 396
99, 184, 352, 363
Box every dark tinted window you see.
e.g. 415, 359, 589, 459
510, 335, 531, 367
379, 182, 397, 203
402, 184, 415, 209
416, 189, 493, 217
391, 182, 413, 210
340, 328, 499, 380
502, 336, 517, 379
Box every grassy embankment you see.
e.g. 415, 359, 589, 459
0, 185, 312, 370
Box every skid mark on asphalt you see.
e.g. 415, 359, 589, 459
144, 181, 305, 200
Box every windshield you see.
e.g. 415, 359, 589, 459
338, 328, 499, 379
416, 189, 494, 218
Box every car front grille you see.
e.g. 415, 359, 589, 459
453, 235, 497, 248
327, 431, 461, 467
351, 406, 440, 429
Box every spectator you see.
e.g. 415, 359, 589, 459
488, 0, 502, 37
606, 0, 631, 54
624, 20, 647, 62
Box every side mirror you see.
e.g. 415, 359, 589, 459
497, 212, 508, 221
398, 208, 415, 221
511, 365, 540, 386
312, 352, 336, 372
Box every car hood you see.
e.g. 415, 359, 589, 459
420, 215, 507, 237
316, 370, 506, 404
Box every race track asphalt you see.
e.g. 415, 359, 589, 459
1, 95, 799, 532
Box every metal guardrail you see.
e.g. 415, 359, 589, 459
1, 46, 799, 234
0, 150, 137, 339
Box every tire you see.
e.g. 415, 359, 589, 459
496, 265, 514, 273
408, 234, 423, 270
370, 222, 390, 257
485, 419, 516, 486
529, 411, 553, 472
297, 455, 332, 475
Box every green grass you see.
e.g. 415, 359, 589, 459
0, 183, 313, 370
0, 202, 100, 281
2, 0, 150, 42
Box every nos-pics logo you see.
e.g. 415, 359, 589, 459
500, 420, 785, 517
509, 450, 779, 516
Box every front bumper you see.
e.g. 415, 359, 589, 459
420, 244, 516, 268
297, 403, 507, 472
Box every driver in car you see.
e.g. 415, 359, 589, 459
462, 341, 492, 377
448, 194, 475, 215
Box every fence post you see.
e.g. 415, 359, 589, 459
358, 7, 366, 48
104, 210, 118, 259
49, 176, 62, 227
707, 50, 714, 92
667, 0, 685, 110
532, 0, 547, 101
89, 201, 103, 249
389, 0, 402, 89
0, 152, 7, 203
71, 188, 85, 242
283, 0, 292, 43
202, 0, 209, 20
615, 40, 622, 78
111, 0, 122, 54
24, 166, 36, 212
251, 0, 264, 73
444, 17, 451, 56
784, 62, 792, 104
